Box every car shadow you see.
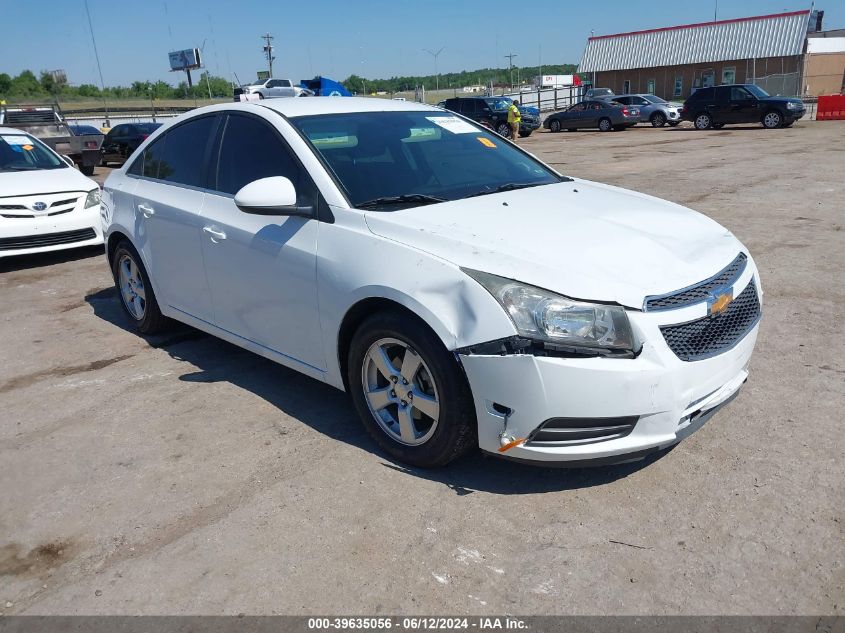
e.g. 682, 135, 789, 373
0, 245, 104, 273
84, 287, 668, 494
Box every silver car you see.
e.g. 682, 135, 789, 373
613, 94, 683, 127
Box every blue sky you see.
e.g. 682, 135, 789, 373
2, 1, 839, 86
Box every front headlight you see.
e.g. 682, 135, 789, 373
84, 189, 101, 209
463, 269, 635, 353
786, 101, 801, 110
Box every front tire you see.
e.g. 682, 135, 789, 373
651, 112, 666, 127
549, 119, 562, 133
598, 117, 612, 132
694, 113, 713, 130
347, 311, 476, 468
495, 122, 511, 138
111, 241, 169, 335
763, 110, 783, 129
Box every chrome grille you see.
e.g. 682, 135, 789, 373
645, 253, 747, 312
660, 280, 761, 362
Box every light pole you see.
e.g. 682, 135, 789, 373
261, 33, 275, 77
423, 47, 445, 91
504, 52, 518, 90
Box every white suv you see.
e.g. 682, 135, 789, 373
101, 98, 761, 467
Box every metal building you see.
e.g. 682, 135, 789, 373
579, 10, 813, 99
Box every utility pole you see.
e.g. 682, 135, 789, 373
423, 47, 445, 91
261, 33, 275, 77
504, 53, 518, 89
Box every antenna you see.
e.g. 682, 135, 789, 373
84, 0, 110, 126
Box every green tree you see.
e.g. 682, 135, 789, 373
10, 70, 44, 98
0, 73, 11, 97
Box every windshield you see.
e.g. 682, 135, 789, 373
485, 98, 512, 111
137, 123, 162, 133
0, 133, 65, 172
745, 85, 770, 99
591, 89, 613, 96
643, 95, 667, 104
291, 111, 565, 209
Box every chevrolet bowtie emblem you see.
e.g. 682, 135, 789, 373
708, 288, 733, 316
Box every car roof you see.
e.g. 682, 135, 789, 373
244, 96, 437, 117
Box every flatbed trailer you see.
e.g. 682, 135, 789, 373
0, 103, 103, 175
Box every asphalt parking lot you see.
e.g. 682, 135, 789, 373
1, 121, 843, 616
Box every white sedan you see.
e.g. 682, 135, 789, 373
101, 98, 761, 467
0, 127, 102, 258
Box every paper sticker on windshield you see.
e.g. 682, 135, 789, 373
22, 145, 34, 151
2, 135, 33, 146
477, 137, 497, 148
425, 116, 476, 134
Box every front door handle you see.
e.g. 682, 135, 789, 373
202, 226, 227, 241
137, 203, 155, 218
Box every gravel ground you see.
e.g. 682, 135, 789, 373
0, 120, 843, 615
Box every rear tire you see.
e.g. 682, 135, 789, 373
651, 112, 667, 127
694, 113, 713, 130
518, 131, 532, 138
347, 310, 476, 468
111, 241, 170, 335
80, 164, 95, 176
549, 119, 562, 133
598, 117, 612, 132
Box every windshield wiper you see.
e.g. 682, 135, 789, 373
356, 194, 446, 209
463, 182, 543, 199
3, 165, 40, 171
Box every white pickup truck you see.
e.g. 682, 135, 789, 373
233, 78, 312, 101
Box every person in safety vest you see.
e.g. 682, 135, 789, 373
507, 99, 521, 142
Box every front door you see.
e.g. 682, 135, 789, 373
131, 114, 219, 323
727, 85, 761, 124
199, 112, 324, 373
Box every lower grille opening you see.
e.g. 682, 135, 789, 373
0, 228, 97, 251
526, 416, 638, 446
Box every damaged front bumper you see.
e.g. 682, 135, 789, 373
458, 310, 759, 466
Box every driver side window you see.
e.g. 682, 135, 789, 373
212, 114, 304, 197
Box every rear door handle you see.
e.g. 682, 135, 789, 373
137, 203, 155, 218
202, 226, 227, 241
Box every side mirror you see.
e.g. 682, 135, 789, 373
234, 176, 312, 217
61, 155, 75, 167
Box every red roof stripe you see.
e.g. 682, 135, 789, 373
587, 10, 810, 41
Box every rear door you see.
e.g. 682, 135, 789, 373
198, 111, 323, 372
131, 114, 219, 323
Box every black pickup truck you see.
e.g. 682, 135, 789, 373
681, 84, 806, 130
443, 97, 541, 138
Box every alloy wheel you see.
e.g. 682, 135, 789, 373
118, 253, 146, 320
695, 114, 712, 130
763, 112, 782, 128
361, 337, 440, 446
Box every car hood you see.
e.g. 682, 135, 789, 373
0, 166, 97, 198
363, 180, 743, 309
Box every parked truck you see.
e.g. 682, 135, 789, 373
0, 103, 103, 176
233, 78, 312, 101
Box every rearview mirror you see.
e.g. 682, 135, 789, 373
234, 176, 312, 217
61, 155, 75, 167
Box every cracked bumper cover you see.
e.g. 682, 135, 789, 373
458, 315, 759, 465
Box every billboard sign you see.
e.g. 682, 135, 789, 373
257, 70, 270, 81
168, 48, 202, 71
